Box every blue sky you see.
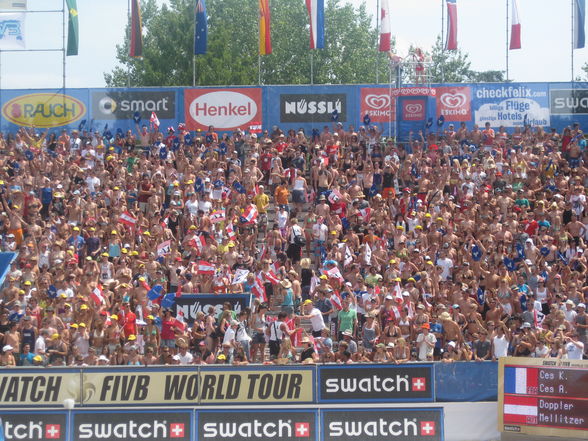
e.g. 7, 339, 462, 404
0, 0, 586, 89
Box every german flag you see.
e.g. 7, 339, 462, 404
130, 0, 143, 57
259, 0, 272, 55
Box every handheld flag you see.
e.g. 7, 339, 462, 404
130, 0, 143, 57
252, 275, 267, 302
161, 293, 176, 309
509, 0, 521, 50
574, 0, 586, 49
91, 284, 105, 306
194, 0, 207, 54
379, 0, 391, 51
119, 211, 137, 227
66, 0, 78, 55
147, 285, 164, 301
445, 0, 458, 50
47, 285, 58, 299
150, 112, 160, 129
197, 260, 215, 275
232, 269, 250, 285
306, 0, 324, 49
259, 0, 272, 55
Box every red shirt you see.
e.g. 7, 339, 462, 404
123, 311, 137, 337
161, 319, 177, 340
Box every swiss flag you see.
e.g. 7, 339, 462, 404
90, 284, 105, 306
45, 424, 61, 439
170, 422, 185, 438
420, 421, 436, 436
412, 377, 427, 391
294, 422, 310, 437
197, 260, 215, 275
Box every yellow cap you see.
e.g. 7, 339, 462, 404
319, 275, 328, 280
436, 217, 444, 221
131, 251, 139, 256
408, 277, 416, 282
110, 314, 118, 320
113, 186, 120, 190
79, 322, 86, 327
415, 225, 423, 230
24, 281, 31, 286
426, 260, 433, 265
147, 315, 155, 320
121, 248, 128, 254
106, 155, 114, 161
111, 230, 117, 235
70, 323, 78, 329
389, 259, 397, 264
60, 293, 67, 298
127, 334, 136, 341
73, 226, 80, 231
186, 180, 194, 185
80, 304, 89, 310
189, 225, 197, 230
396, 225, 404, 230
89, 227, 96, 232
65, 303, 71, 308
425, 213, 432, 218
85, 256, 92, 261
101, 252, 109, 257
33, 355, 43, 362
18, 289, 25, 294
143, 231, 151, 236
51, 333, 60, 340
394, 277, 401, 282
217, 354, 226, 360
139, 277, 146, 282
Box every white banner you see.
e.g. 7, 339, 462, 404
0, 1, 26, 10
0, 12, 24, 49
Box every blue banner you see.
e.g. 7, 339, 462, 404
435, 361, 498, 402
0, 252, 16, 287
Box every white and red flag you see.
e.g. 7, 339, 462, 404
509, 0, 521, 50
379, 0, 391, 51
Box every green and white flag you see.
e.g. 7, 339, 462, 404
66, 0, 78, 56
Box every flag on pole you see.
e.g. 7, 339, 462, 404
574, 0, 586, 49
90, 284, 105, 306
130, 0, 143, 57
65, 0, 78, 55
379, 0, 391, 51
445, 0, 458, 50
194, 0, 207, 55
509, 0, 521, 50
259, 0, 272, 55
306, 0, 324, 49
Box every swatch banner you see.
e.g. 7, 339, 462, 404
0, 411, 67, 441
472, 83, 550, 128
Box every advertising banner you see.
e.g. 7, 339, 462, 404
360, 86, 436, 123
498, 356, 588, 439
0, 1, 26, 10
197, 409, 317, 441
199, 366, 315, 404
184, 88, 262, 131
80, 367, 199, 406
73, 410, 192, 441
435, 86, 472, 122
279, 93, 347, 123
472, 83, 550, 128
91, 90, 176, 121
1, 91, 88, 128
0, 411, 66, 441
0, 370, 81, 407
318, 364, 433, 402
175, 294, 251, 325
321, 408, 444, 441
550, 88, 588, 115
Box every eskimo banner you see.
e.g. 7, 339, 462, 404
472, 83, 550, 128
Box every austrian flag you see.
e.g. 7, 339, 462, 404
240, 205, 258, 224
91, 284, 105, 306
119, 211, 137, 227
190, 235, 207, 253
197, 260, 215, 275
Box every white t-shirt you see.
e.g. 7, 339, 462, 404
35, 335, 46, 354
85, 176, 101, 193
309, 308, 325, 332
492, 335, 509, 358
437, 258, 453, 281
312, 223, 328, 241
178, 351, 194, 365
223, 327, 236, 346
185, 199, 199, 216
565, 341, 584, 360
416, 332, 436, 361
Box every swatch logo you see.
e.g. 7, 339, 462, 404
365, 94, 391, 110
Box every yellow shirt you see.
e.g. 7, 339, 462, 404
254, 193, 270, 213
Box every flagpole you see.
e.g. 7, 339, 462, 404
571, 0, 575, 82
127, 0, 131, 87
310, 52, 314, 85
440, 0, 445, 83
376, 0, 380, 84
506, 0, 509, 81
62, 0, 66, 96
258, 54, 262, 85
193, 56, 196, 87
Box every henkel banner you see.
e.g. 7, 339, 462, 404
73, 410, 192, 441
360, 87, 436, 123
321, 408, 444, 441
318, 364, 433, 402
473, 83, 550, 128
184, 88, 262, 131
197, 409, 317, 441
436, 86, 472, 122
0, 411, 66, 441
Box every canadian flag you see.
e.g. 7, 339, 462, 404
190, 235, 207, 254
150, 112, 160, 129
210, 209, 226, 224
119, 211, 137, 227
226, 222, 236, 241
240, 204, 258, 224
91, 284, 105, 306
252, 275, 267, 302
197, 260, 215, 275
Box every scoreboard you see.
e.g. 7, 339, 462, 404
498, 357, 588, 438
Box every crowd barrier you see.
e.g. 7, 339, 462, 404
0, 362, 497, 408
0, 82, 587, 140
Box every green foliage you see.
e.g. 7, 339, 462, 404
105, 0, 389, 87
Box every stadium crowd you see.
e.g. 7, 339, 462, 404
0, 119, 586, 367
